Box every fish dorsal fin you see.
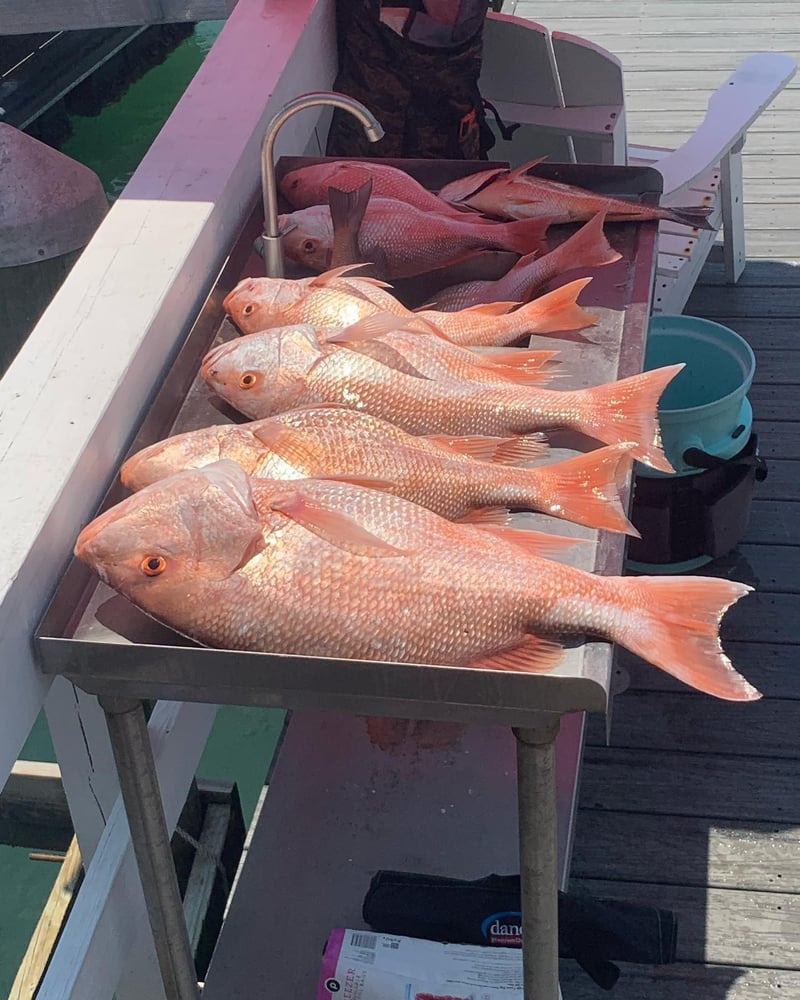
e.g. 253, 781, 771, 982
266, 486, 407, 557
324, 313, 402, 343
424, 433, 549, 465
476, 525, 587, 558
456, 507, 512, 526
311, 264, 394, 289
442, 167, 509, 203
459, 301, 521, 315
506, 155, 549, 182
469, 634, 563, 673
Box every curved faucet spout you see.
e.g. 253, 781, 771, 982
260, 92, 384, 277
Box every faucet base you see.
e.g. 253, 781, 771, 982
261, 234, 285, 278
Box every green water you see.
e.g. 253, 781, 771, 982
0, 23, 285, 994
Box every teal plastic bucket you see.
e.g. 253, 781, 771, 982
641, 315, 756, 477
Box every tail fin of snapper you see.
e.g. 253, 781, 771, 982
499, 217, 551, 256
528, 443, 639, 535
514, 278, 598, 333
661, 204, 716, 231
577, 363, 683, 472
328, 180, 372, 271
557, 211, 622, 270
611, 577, 760, 700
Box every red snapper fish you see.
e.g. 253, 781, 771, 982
199, 323, 681, 471
74, 460, 759, 701
120, 406, 639, 535
278, 197, 549, 279
321, 314, 561, 387
279, 159, 488, 220
430, 211, 621, 311
438, 157, 715, 229
224, 267, 597, 347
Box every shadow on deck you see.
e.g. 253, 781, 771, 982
561, 258, 800, 998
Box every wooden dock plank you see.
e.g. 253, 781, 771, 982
579, 746, 800, 822
571, 810, 800, 891
754, 423, 800, 458
743, 500, 800, 543
687, 285, 800, 316
559, 962, 800, 1000
569, 879, 800, 969
586, 691, 800, 757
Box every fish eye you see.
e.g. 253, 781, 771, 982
302, 239, 315, 253
239, 371, 258, 389
242, 303, 255, 316
141, 555, 167, 577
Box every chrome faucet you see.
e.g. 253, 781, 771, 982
259, 92, 384, 277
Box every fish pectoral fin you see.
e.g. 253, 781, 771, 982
267, 489, 408, 558
455, 507, 512, 526
325, 313, 402, 343
251, 422, 317, 470
312, 264, 394, 289
442, 167, 508, 203
470, 634, 564, 673
476, 525, 588, 559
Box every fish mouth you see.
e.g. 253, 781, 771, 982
74, 502, 129, 572
201, 340, 241, 381
222, 278, 255, 313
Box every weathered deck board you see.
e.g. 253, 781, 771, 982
559, 963, 800, 1000
571, 810, 800, 891
569, 879, 800, 969
586, 691, 800, 757
754, 423, 800, 458
580, 746, 800, 822
743, 499, 800, 543
748, 384, 800, 420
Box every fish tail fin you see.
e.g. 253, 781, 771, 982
562, 211, 623, 269
579, 363, 683, 472
500, 218, 551, 256
515, 278, 598, 334
328, 180, 373, 270
530, 443, 639, 535
610, 576, 760, 700
662, 204, 716, 231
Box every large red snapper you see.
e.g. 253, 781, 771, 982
199, 323, 680, 472
223, 267, 597, 346
74, 461, 758, 701
279, 160, 486, 219
439, 157, 714, 229
278, 197, 549, 279
120, 406, 639, 535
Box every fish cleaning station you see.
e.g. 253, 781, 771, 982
1, 2, 799, 999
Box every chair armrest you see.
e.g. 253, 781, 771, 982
488, 100, 623, 140
653, 52, 797, 197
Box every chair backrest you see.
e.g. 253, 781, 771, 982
481, 13, 627, 165
550, 29, 627, 163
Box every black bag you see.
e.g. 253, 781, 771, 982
363, 870, 678, 990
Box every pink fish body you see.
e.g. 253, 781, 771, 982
199, 323, 681, 471
120, 406, 640, 535
279, 160, 484, 219
223, 267, 596, 347
278, 198, 549, 279
74, 461, 758, 701
439, 157, 714, 229
431, 212, 621, 311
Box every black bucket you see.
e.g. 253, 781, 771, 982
626, 432, 767, 574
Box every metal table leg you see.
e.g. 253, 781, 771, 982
514, 717, 562, 1000
100, 695, 199, 1000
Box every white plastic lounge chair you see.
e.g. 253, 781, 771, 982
480, 12, 797, 314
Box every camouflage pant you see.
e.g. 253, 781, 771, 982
326, 3, 492, 159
